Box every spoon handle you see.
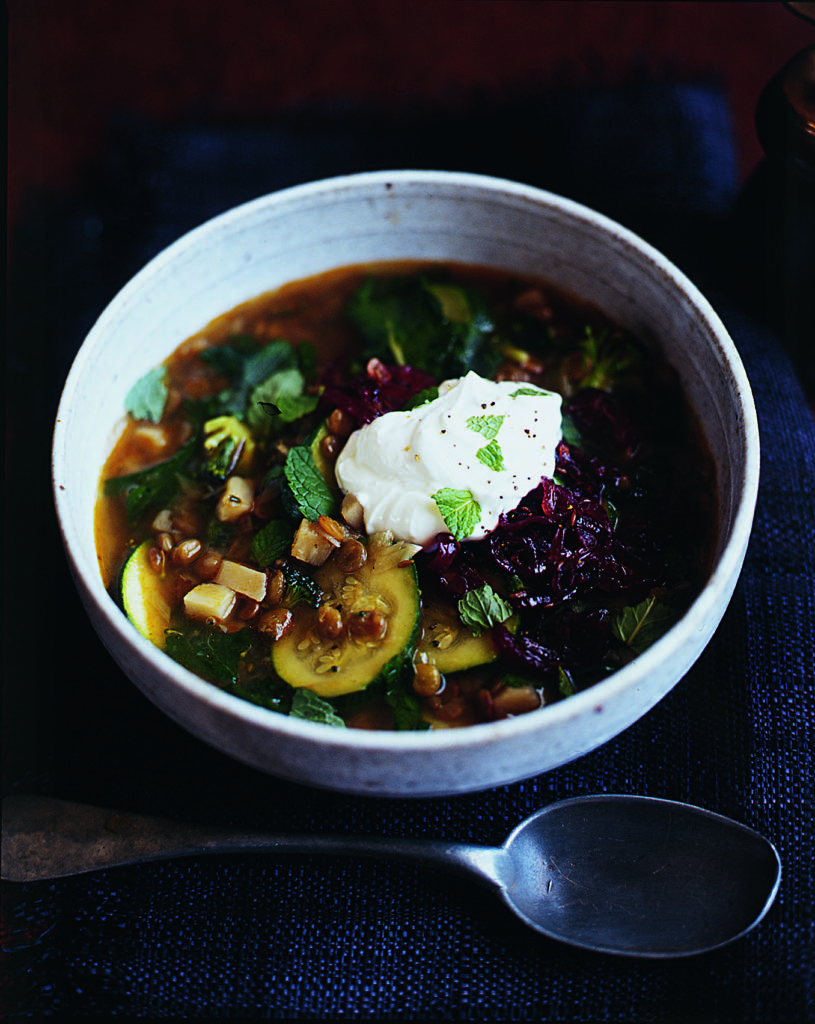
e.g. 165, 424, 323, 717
1, 795, 506, 888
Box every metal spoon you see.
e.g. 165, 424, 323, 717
1, 793, 780, 958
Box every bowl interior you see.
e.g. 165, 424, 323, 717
52, 171, 759, 794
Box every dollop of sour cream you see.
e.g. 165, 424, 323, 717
334, 371, 562, 546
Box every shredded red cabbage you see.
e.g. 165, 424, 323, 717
322, 358, 436, 426
416, 450, 661, 679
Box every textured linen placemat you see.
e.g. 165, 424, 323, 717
3, 81, 813, 1020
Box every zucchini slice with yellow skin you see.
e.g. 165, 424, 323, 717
120, 540, 175, 649
272, 535, 420, 698
418, 599, 498, 674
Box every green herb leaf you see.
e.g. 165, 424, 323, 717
229, 679, 292, 714
466, 414, 504, 441
284, 445, 339, 521
612, 596, 678, 654
276, 391, 320, 422
381, 652, 428, 731
297, 340, 318, 383
458, 584, 513, 636
125, 366, 168, 423
289, 688, 346, 727
466, 414, 506, 471
250, 519, 294, 567
247, 366, 316, 433
509, 386, 546, 398
432, 488, 481, 542
203, 338, 298, 419
559, 412, 582, 447
104, 438, 197, 524
402, 386, 439, 410
475, 438, 505, 472
346, 274, 497, 379
199, 335, 256, 377
386, 685, 428, 731
164, 624, 252, 685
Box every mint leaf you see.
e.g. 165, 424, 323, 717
432, 488, 481, 541
475, 438, 505, 472
297, 340, 318, 383
510, 385, 552, 398
385, 684, 428, 731
458, 584, 513, 636
104, 437, 197, 524
250, 519, 294, 567
247, 367, 312, 433
560, 411, 582, 446
164, 624, 252, 685
284, 445, 339, 521
381, 649, 428, 731
289, 688, 346, 727
467, 415, 506, 471
403, 386, 439, 410
466, 413, 504, 441
612, 596, 678, 654
275, 391, 320, 422
203, 338, 298, 419
125, 366, 167, 423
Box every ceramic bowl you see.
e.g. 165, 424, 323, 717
52, 170, 759, 796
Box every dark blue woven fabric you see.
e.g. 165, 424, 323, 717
4, 82, 814, 1020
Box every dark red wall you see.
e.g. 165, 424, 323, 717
8, 1, 812, 233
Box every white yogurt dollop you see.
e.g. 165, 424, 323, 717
334, 371, 562, 546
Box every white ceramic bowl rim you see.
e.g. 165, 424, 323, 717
53, 169, 760, 756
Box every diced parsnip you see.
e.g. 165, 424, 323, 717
184, 583, 236, 623
216, 476, 254, 522
215, 560, 267, 602
133, 422, 171, 454
152, 508, 174, 532
291, 518, 338, 566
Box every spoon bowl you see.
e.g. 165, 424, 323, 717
498, 795, 782, 957
1, 794, 780, 958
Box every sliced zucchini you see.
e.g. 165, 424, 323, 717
418, 599, 498, 674
120, 540, 175, 648
272, 534, 420, 698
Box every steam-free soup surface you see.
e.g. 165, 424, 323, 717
96, 262, 715, 730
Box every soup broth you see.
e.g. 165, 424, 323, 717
96, 262, 715, 730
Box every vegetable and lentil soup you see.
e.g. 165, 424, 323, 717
96, 262, 715, 730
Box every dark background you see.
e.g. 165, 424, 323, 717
7, 1, 810, 223
5, 2, 815, 1020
